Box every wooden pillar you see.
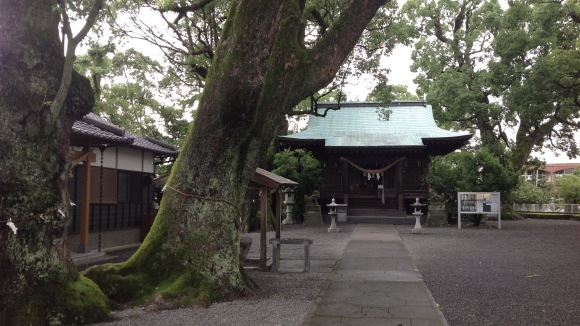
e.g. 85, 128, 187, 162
275, 190, 281, 239
342, 160, 349, 205
381, 171, 385, 205
259, 186, 268, 270
78, 147, 92, 253
397, 160, 404, 211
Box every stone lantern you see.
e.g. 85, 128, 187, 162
282, 187, 298, 224
410, 198, 426, 234
327, 198, 340, 233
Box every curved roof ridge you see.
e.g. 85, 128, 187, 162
279, 102, 471, 148
72, 113, 179, 157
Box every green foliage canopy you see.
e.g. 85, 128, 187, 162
367, 83, 419, 103
555, 174, 580, 204
491, 0, 580, 167
402, 0, 580, 169
76, 47, 191, 150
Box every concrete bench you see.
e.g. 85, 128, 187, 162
269, 238, 313, 272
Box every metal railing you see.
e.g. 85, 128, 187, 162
513, 203, 580, 214
69, 202, 151, 233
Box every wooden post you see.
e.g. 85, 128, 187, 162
78, 147, 92, 253
342, 160, 349, 204
259, 186, 268, 270
275, 190, 281, 239
397, 160, 404, 211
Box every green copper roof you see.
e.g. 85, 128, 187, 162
279, 101, 471, 148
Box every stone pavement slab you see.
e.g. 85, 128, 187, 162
276, 259, 337, 273
304, 224, 447, 326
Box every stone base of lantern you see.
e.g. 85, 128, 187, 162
411, 213, 424, 234
282, 201, 297, 225
328, 215, 340, 233
282, 215, 299, 225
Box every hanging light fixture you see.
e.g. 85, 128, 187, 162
367, 173, 371, 180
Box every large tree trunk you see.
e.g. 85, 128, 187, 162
86, 0, 387, 305
0, 1, 108, 324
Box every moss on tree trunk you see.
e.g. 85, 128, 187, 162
0, 0, 108, 323
85, 0, 387, 308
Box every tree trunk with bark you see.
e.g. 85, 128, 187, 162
86, 0, 388, 306
0, 1, 108, 324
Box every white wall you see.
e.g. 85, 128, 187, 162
72, 146, 155, 173
117, 147, 144, 172
71, 146, 117, 169
143, 151, 154, 173
91, 147, 117, 169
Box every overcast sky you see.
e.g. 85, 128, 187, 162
344, 44, 416, 101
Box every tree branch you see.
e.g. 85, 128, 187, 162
50, 0, 104, 126
295, 0, 388, 102
290, 92, 342, 117
569, 9, 580, 23
433, 15, 448, 43
453, 2, 467, 35
158, 0, 216, 24
310, 8, 328, 35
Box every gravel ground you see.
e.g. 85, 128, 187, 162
92, 224, 356, 326
397, 219, 580, 326
90, 219, 579, 326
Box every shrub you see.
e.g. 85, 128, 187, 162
272, 149, 324, 219
511, 177, 553, 204
425, 148, 520, 224
555, 174, 580, 204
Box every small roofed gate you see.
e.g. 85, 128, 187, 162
248, 168, 297, 270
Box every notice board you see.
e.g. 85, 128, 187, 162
457, 192, 501, 229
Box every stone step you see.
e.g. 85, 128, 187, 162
347, 198, 398, 210
347, 209, 404, 217
346, 215, 417, 225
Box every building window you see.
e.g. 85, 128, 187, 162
118, 172, 130, 202
90, 167, 118, 204
118, 171, 146, 203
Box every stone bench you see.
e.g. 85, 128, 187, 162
268, 238, 313, 272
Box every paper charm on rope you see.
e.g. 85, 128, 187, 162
341, 157, 406, 180
7, 218, 17, 234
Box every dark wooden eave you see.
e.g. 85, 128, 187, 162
422, 134, 473, 156
249, 168, 298, 190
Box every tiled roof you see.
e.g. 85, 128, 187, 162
71, 113, 179, 157
72, 113, 132, 144
127, 131, 179, 156
279, 101, 471, 148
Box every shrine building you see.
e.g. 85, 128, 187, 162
277, 101, 472, 215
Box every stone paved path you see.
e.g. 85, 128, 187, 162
304, 224, 447, 326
